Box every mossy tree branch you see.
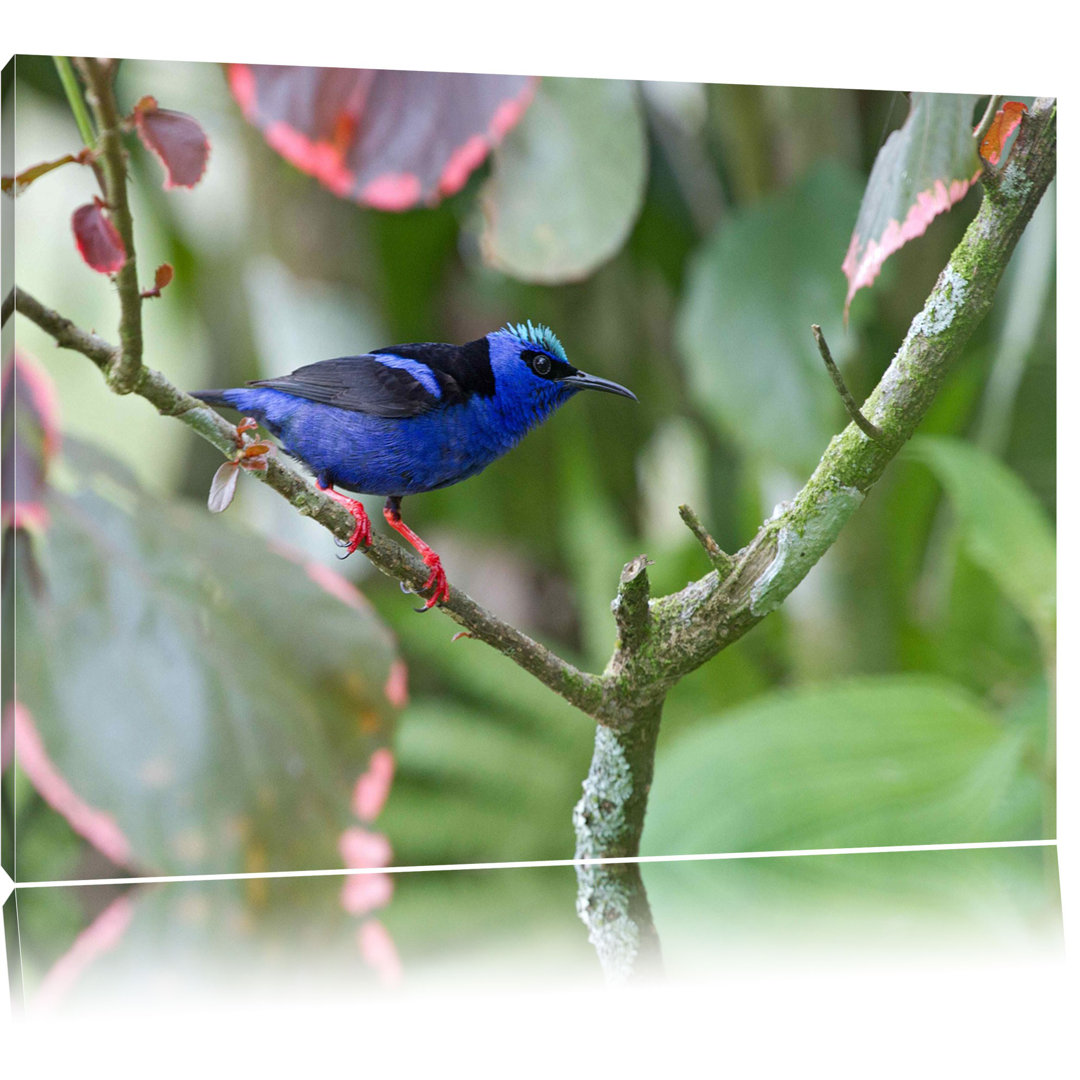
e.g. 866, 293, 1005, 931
615, 98, 1055, 709
12, 92, 1055, 984
568, 94, 1054, 981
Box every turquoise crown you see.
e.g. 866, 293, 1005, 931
498, 320, 568, 363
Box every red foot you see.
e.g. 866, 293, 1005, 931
416, 554, 449, 611
383, 500, 450, 610
317, 480, 373, 555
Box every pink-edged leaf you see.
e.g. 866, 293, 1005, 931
133, 96, 210, 189
14, 440, 402, 878
842, 93, 982, 318
1, 351, 62, 532
9, 703, 135, 867
980, 100, 1027, 165
226, 64, 536, 210
207, 460, 240, 512
72, 196, 126, 274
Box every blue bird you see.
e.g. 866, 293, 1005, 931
193, 322, 636, 609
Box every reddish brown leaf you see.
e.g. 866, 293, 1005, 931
208, 461, 240, 513
239, 445, 272, 471
140, 262, 174, 299
133, 96, 210, 189
240, 440, 273, 459
980, 101, 1027, 165
71, 197, 126, 274
234, 417, 259, 443
2, 149, 96, 196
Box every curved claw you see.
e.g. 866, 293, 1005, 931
316, 481, 372, 557
415, 559, 449, 612
335, 524, 370, 559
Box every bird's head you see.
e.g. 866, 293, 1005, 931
487, 322, 637, 410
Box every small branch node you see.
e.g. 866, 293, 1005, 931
678, 504, 735, 578
619, 553, 653, 588
812, 324, 888, 445
612, 554, 653, 655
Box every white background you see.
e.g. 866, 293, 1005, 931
3, 2, 1075, 1070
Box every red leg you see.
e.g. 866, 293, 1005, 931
316, 479, 372, 555
383, 497, 449, 611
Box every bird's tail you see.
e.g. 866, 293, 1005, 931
189, 388, 284, 440
189, 388, 237, 409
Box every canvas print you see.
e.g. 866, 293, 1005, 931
1, 55, 1057, 996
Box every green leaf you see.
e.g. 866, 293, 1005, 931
910, 436, 1056, 649
643, 676, 1046, 856
382, 701, 586, 865
842, 93, 982, 316
15, 443, 401, 877
677, 160, 864, 474
479, 78, 648, 283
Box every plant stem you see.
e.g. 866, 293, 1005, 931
52, 57, 96, 149
73, 57, 143, 395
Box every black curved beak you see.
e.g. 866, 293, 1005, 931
562, 371, 637, 401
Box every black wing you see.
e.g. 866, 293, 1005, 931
249, 354, 445, 418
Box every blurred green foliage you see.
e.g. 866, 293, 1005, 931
6, 59, 1056, 983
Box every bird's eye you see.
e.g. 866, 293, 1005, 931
532, 354, 551, 376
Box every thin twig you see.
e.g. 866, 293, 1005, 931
812, 324, 887, 443
1, 289, 13, 330
678, 504, 735, 578
74, 57, 143, 395
13, 285, 606, 719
